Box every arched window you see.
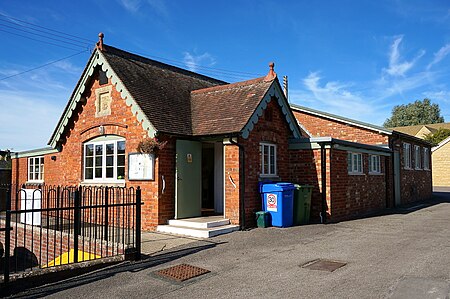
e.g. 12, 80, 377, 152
83, 136, 125, 182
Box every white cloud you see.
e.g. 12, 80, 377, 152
117, 0, 142, 13
52, 61, 82, 74
183, 52, 216, 72
384, 35, 425, 77
292, 72, 388, 124
147, 0, 169, 18
422, 90, 450, 103
427, 43, 450, 70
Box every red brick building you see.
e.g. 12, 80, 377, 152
291, 104, 433, 217
10, 38, 432, 236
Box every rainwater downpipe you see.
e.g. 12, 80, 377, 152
389, 135, 398, 208
229, 136, 246, 230
320, 142, 327, 224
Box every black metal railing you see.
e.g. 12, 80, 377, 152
0, 184, 142, 283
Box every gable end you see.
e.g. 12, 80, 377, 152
48, 49, 157, 148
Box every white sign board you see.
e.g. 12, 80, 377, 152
128, 153, 154, 180
266, 193, 278, 212
20, 189, 41, 226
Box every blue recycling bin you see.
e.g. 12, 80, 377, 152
261, 182, 295, 227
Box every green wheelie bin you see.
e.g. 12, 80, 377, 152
293, 185, 313, 225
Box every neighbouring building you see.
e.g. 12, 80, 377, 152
9, 35, 433, 236
394, 122, 450, 187
291, 104, 433, 209
393, 122, 450, 139
431, 136, 450, 187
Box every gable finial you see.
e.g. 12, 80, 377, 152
96, 32, 104, 51
264, 62, 277, 82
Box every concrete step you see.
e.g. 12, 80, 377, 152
168, 217, 230, 229
156, 224, 240, 238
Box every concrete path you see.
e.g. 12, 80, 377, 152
11, 192, 450, 299
140, 231, 202, 256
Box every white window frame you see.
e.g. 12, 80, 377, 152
403, 143, 412, 169
260, 142, 277, 177
347, 152, 363, 174
423, 147, 430, 170
369, 155, 381, 174
414, 145, 422, 170
83, 137, 125, 182
28, 156, 44, 182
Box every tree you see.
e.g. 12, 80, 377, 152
424, 128, 450, 146
383, 99, 444, 128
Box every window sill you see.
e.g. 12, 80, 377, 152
80, 181, 126, 187
368, 172, 384, 175
348, 172, 364, 176
259, 175, 280, 181
25, 181, 44, 185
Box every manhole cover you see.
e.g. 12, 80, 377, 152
155, 264, 210, 282
302, 259, 347, 272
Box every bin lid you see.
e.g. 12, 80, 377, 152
261, 182, 295, 192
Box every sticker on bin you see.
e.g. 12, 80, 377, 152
266, 193, 277, 212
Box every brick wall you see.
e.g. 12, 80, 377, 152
237, 97, 295, 227
224, 144, 240, 225
0, 219, 123, 269
330, 149, 388, 221
432, 142, 450, 186
11, 70, 164, 230
393, 136, 432, 204
292, 110, 389, 144
289, 148, 331, 222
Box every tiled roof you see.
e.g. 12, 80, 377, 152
190, 77, 273, 136
101, 45, 226, 135
290, 104, 393, 135
392, 123, 450, 137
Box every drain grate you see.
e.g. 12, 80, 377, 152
155, 264, 210, 282
302, 259, 347, 272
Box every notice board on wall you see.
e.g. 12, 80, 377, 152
128, 153, 154, 180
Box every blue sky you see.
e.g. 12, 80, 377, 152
1, 0, 450, 151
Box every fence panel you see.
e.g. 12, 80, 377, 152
0, 185, 141, 283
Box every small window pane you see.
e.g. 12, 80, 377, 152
106, 156, 114, 166
86, 144, 94, 156
95, 168, 102, 178
117, 141, 125, 154
95, 145, 103, 155
85, 157, 93, 167
106, 143, 114, 155
117, 167, 125, 179
117, 155, 125, 166
106, 167, 114, 178
95, 157, 102, 167
85, 168, 93, 179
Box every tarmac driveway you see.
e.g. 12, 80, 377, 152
11, 192, 450, 299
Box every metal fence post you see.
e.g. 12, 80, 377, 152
104, 186, 109, 242
4, 185, 11, 283
73, 187, 81, 263
135, 186, 141, 261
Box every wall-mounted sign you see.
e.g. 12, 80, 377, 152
187, 153, 193, 163
128, 153, 154, 180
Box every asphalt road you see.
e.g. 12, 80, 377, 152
11, 191, 450, 299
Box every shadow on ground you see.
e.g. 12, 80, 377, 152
3, 240, 225, 298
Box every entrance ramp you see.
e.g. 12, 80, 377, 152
157, 216, 239, 238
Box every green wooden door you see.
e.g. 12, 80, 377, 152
175, 140, 202, 219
